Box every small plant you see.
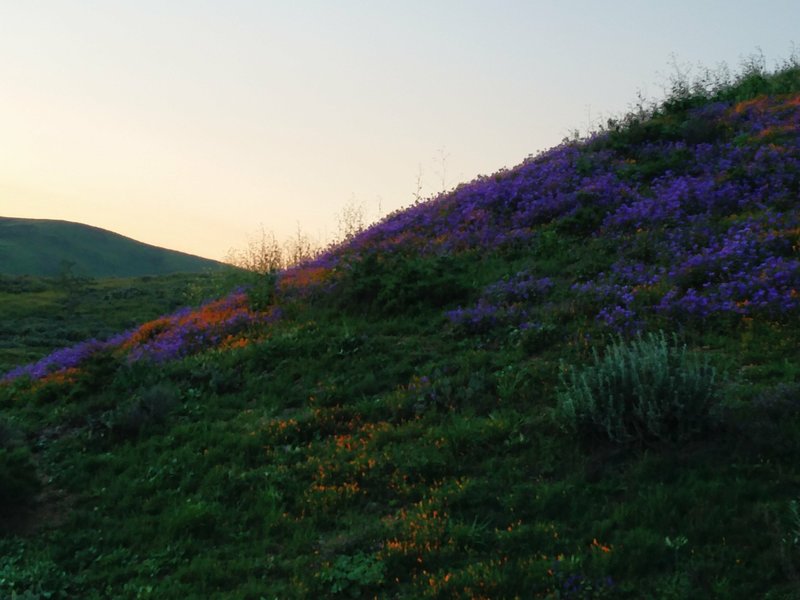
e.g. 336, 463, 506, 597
0, 541, 71, 599
245, 271, 278, 312
318, 552, 385, 597
548, 553, 616, 600
665, 535, 689, 564
556, 332, 720, 446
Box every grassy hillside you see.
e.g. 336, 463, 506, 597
0, 217, 228, 277
2, 60, 800, 598
0, 272, 242, 375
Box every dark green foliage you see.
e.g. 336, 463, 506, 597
517, 322, 560, 354
244, 271, 278, 311
103, 382, 180, 439
1, 291, 797, 597
0, 541, 72, 599
786, 498, 800, 554
721, 382, 800, 458
556, 332, 720, 446
0, 418, 40, 512
337, 251, 470, 315
0, 275, 48, 293
0, 449, 40, 510
0, 417, 23, 448
319, 552, 385, 597
556, 203, 608, 236
712, 56, 800, 103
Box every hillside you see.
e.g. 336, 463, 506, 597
2, 62, 800, 598
0, 272, 242, 375
0, 217, 228, 277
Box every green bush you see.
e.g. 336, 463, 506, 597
555, 332, 720, 446
337, 251, 469, 315
318, 552, 385, 597
244, 271, 278, 311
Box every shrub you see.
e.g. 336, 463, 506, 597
318, 552, 385, 597
555, 332, 720, 446
338, 251, 469, 315
245, 271, 278, 312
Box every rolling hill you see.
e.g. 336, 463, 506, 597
2, 60, 800, 598
0, 217, 228, 277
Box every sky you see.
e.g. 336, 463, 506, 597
1, 1, 798, 261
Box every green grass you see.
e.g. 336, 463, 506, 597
1, 243, 799, 598
0, 272, 242, 374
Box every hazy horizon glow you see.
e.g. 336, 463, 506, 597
1, 1, 798, 260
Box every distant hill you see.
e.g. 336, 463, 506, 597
0, 217, 229, 277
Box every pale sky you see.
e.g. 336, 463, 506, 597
1, 1, 797, 261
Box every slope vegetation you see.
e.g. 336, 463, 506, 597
0, 217, 227, 277
0, 272, 240, 375
2, 61, 800, 598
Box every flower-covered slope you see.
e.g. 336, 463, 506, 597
4, 92, 800, 382
328, 94, 800, 328
2, 290, 279, 383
